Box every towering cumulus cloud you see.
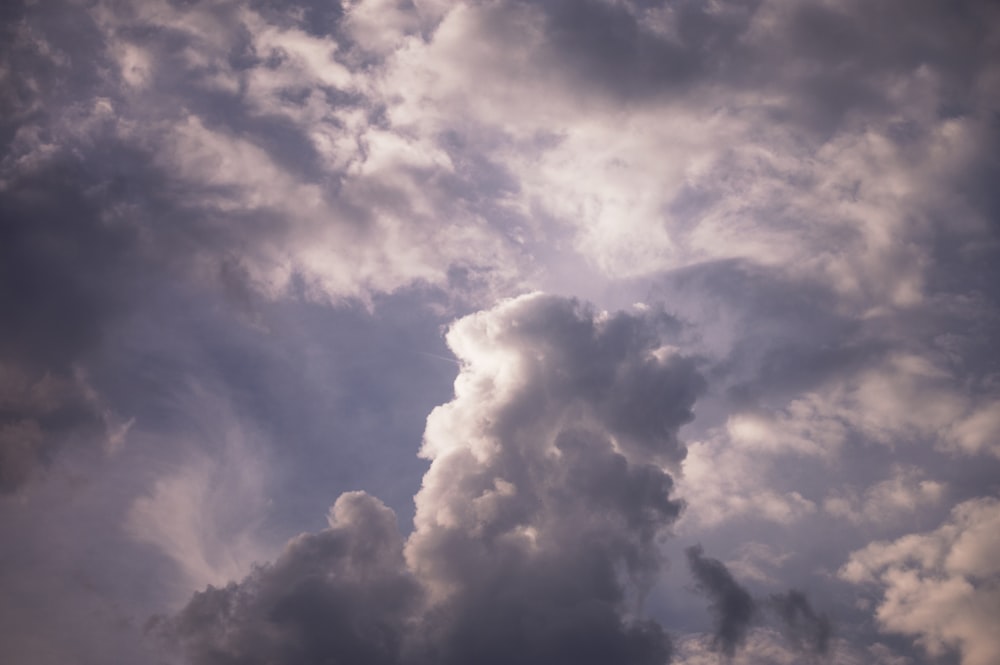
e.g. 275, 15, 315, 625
167, 293, 704, 664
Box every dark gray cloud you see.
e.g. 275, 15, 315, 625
499, 0, 1000, 140
165, 491, 419, 665
685, 545, 836, 661
0, 159, 138, 371
767, 590, 831, 656
0, 152, 147, 491
685, 544, 757, 657
532, 0, 748, 99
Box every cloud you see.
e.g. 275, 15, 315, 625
676, 339, 994, 529
165, 491, 419, 665
723, 543, 794, 586
685, 545, 837, 661
677, 433, 819, 529
126, 414, 272, 591
767, 590, 831, 656
370, 0, 1000, 311
685, 544, 757, 657
7, 0, 1000, 310
0, 364, 128, 493
824, 466, 946, 526
0, 157, 144, 490
2, 0, 1000, 663
167, 293, 705, 664
2, 0, 526, 313
673, 628, 872, 665
841, 497, 1000, 665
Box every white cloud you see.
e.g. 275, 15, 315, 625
726, 397, 848, 459
13, 0, 991, 316
677, 343, 993, 528
361, 1, 995, 315
841, 497, 1000, 665
824, 466, 946, 526
15, 0, 522, 307
343, 0, 421, 56
729, 349, 998, 457
946, 401, 1000, 457
724, 542, 793, 585
677, 435, 818, 529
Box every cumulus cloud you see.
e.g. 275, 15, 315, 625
368, 0, 1000, 311
165, 293, 704, 664
676, 341, 993, 528
11, 0, 996, 313
1, 0, 526, 316
165, 491, 419, 665
841, 497, 1000, 665
3, 0, 1000, 663
677, 432, 819, 529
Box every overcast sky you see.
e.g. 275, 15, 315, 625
2, 1, 999, 664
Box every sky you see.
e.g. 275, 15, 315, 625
1, 0, 999, 664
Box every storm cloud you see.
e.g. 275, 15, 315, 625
685, 545, 834, 661
685, 545, 757, 657
165, 294, 702, 665
2, 1, 999, 664
767, 590, 831, 656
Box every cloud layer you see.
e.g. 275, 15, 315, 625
2, 1, 999, 663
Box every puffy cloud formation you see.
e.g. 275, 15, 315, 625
841, 498, 1000, 665
679, 432, 820, 528
2, 0, 1000, 663
168, 491, 419, 665
7, 0, 997, 314
166, 293, 704, 664
2, 0, 525, 308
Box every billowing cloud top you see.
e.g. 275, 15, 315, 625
1, 1, 999, 664
166, 294, 701, 664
